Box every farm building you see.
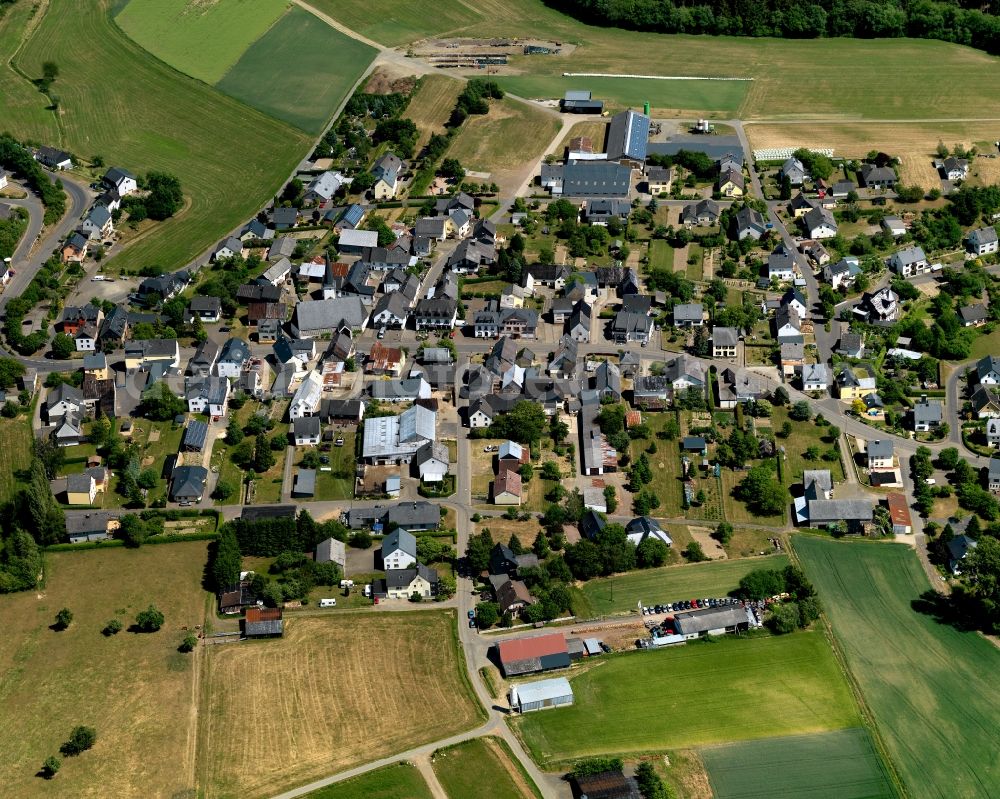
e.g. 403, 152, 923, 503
573, 769, 641, 799
496, 633, 571, 677
885, 493, 912, 535
509, 676, 574, 713
243, 607, 283, 638
315, 536, 346, 570
673, 606, 749, 638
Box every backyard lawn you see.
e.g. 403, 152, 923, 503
648, 239, 674, 271
772, 406, 845, 485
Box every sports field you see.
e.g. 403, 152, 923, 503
303, 763, 433, 799
313, 0, 1000, 120
513, 632, 859, 766
432, 737, 541, 799
10, 0, 310, 274
115, 0, 289, 84
575, 554, 790, 617
0, 542, 210, 799
498, 75, 748, 115
216, 7, 377, 134
794, 536, 1000, 799
407, 75, 465, 148
0, 0, 59, 143
701, 728, 898, 799
198, 611, 483, 798
446, 98, 561, 193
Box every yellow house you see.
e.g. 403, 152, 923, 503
66, 474, 97, 506
372, 152, 402, 200
835, 364, 877, 400
83, 352, 111, 381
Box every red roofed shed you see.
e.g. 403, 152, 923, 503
886, 493, 912, 535
497, 633, 570, 676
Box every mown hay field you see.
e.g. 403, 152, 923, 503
0, 542, 210, 799
198, 611, 483, 798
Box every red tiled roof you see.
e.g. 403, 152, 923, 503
886, 493, 912, 527
245, 607, 282, 622
497, 633, 567, 664
494, 468, 522, 497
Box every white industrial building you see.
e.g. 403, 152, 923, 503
509, 676, 574, 713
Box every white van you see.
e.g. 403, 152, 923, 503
319, 598, 337, 608
340, 579, 354, 589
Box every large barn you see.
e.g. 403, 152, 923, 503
496, 633, 570, 677
509, 676, 574, 713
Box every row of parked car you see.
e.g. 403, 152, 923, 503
641, 596, 742, 615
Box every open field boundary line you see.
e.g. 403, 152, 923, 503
562, 71, 753, 81
788, 535, 909, 799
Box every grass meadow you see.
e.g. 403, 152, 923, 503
115, 0, 289, 84
701, 728, 899, 799
311, 0, 1000, 120
407, 75, 465, 148
446, 97, 560, 191
432, 737, 541, 799
575, 554, 790, 618
0, 543, 210, 799
794, 536, 1000, 799
302, 763, 433, 799
0, 416, 33, 505
11, 0, 310, 274
306, 0, 481, 46
0, 0, 59, 143
216, 7, 377, 135
198, 611, 483, 798
513, 631, 859, 766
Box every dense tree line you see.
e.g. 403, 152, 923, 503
545, 0, 1000, 56
0, 205, 27, 260
0, 133, 67, 223
225, 510, 348, 558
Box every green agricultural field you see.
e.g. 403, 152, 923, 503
306, 0, 481, 47
216, 7, 377, 134
513, 632, 859, 767
0, 416, 32, 505
303, 763, 433, 799
497, 75, 748, 115
115, 0, 289, 84
794, 536, 1000, 799
0, 0, 59, 143
433, 737, 541, 799
10, 0, 310, 274
576, 555, 789, 618
0, 542, 210, 799
701, 728, 898, 799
